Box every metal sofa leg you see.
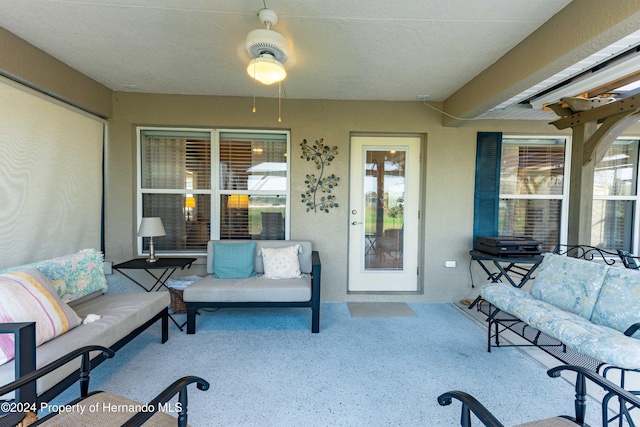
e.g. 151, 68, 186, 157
161, 307, 169, 343
311, 305, 320, 333
186, 306, 197, 334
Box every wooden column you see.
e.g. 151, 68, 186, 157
551, 94, 640, 246
567, 122, 596, 246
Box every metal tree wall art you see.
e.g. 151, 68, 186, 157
300, 138, 340, 213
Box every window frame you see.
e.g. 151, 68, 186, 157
499, 135, 572, 251
212, 129, 291, 241
592, 137, 640, 252
136, 127, 291, 257
475, 133, 640, 255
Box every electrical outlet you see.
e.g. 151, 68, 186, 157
444, 260, 456, 268
416, 95, 430, 100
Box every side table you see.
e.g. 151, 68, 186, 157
113, 257, 197, 331
468, 250, 543, 309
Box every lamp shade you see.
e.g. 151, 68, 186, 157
247, 54, 286, 85
185, 196, 196, 209
227, 194, 249, 209
137, 217, 166, 237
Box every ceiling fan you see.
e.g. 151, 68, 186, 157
245, 8, 290, 86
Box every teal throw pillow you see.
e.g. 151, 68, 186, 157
213, 242, 256, 279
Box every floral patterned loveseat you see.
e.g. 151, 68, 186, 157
480, 252, 640, 370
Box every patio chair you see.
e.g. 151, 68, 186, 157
260, 212, 285, 240
0, 345, 209, 427
377, 227, 403, 267
438, 365, 640, 427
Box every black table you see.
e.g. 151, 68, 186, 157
113, 257, 197, 330
468, 250, 543, 309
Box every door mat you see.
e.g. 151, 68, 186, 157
348, 302, 417, 318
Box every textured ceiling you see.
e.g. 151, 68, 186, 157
0, 0, 573, 102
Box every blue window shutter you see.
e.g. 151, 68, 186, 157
473, 132, 502, 246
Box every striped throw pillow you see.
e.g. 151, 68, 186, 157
0, 269, 82, 366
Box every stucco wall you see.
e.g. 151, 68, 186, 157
3, 22, 640, 303
107, 92, 581, 302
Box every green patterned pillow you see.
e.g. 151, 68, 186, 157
0, 249, 108, 302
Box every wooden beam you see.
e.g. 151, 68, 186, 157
583, 110, 640, 164
594, 112, 640, 163
551, 95, 640, 130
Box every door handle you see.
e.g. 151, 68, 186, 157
351, 221, 362, 225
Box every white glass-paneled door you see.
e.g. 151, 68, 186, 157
348, 135, 422, 292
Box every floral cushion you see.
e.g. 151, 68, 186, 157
481, 281, 640, 369
0, 249, 108, 302
529, 253, 608, 319
0, 269, 82, 366
574, 333, 640, 370
591, 267, 640, 337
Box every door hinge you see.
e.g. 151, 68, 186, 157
417, 267, 419, 275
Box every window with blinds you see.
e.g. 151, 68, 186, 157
219, 132, 288, 240
592, 139, 639, 251
498, 138, 567, 253
139, 130, 212, 253
138, 128, 289, 255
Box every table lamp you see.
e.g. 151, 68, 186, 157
227, 194, 249, 209
138, 217, 166, 262
185, 196, 196, 221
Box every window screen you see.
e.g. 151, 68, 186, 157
0, 77, 104, 268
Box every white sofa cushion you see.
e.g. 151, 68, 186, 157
206, 240, 313, 275
0, 292, 169, 400
183, 275, 311, 303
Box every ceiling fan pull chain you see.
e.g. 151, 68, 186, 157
278, 81, 282, 122
252, 66, 257, 113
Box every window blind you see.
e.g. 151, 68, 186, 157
218, 133, 287, 239
592, 139, 639, 251
139, 131, 211, 252
499, 139, 566, 252
0, 77, 104, 268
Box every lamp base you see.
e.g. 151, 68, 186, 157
146, 237, 159, 262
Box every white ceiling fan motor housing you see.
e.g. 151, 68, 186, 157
246, 8, 289, 63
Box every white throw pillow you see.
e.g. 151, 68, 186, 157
260, 245, 303, 279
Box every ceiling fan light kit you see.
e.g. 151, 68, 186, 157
246, 8, 289, 86
247, 53, 286, 85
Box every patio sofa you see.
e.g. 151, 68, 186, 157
183, 240, 321, 333
480, 251, 640, 371
0, 249, 169, 407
